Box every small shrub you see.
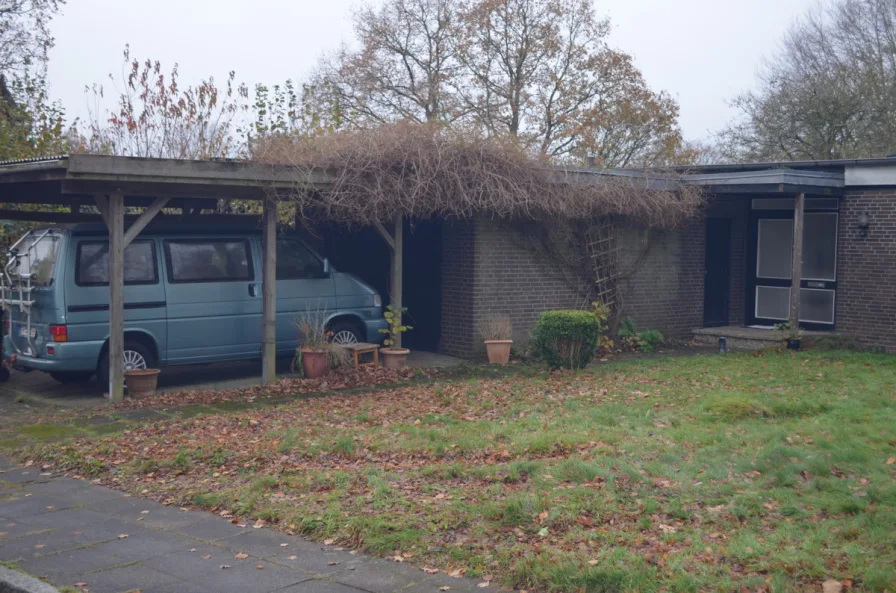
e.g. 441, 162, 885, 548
478, 314, 513, 341
532, 310, 599, 370
617, 317, 663, 352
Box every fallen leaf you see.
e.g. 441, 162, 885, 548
887, 457, 895, 465
423, 567, 440, 574
328, 561, 340, 566
280, 543, 289, 547
448, 568, 466, 578
140, 510, 150, 514
118, 534, 129, 539
823, 580, 843, 593
288, 555, 297, 560
253, 519, 265, 529
477, 582, 490, 588
256, 564, 264, 569
220, 564, 232, 569
34, 544, 45, 549
588, 560, 599, 566
74, 583, 87, 587
45, 506, 55, 510
235, 553, 249, 559
189, 548, 197, 552
324, 538, 336, 545
439, 587, 451, 591
201, 554, 212, 560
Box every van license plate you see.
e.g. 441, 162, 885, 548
18, 327, 36, 339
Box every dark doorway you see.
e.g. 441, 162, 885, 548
703, 218, 731, 327
321, 219, 443, 352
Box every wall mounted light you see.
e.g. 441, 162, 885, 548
857, 212, 870, 238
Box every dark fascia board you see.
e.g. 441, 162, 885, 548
666, 156, 896, 174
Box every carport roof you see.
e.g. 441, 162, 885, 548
0, 154, 334, 205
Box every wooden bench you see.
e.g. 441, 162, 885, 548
343, 343, 380, 368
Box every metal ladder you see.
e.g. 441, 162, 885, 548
1, 229, 55, 356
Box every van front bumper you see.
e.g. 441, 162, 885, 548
363, 318, 389, 343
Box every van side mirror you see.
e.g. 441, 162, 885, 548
323, 258, 331, 277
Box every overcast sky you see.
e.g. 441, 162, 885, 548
46, 0, 817, 142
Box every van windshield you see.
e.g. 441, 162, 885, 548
10, 234, 59, 285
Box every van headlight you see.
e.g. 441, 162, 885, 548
373, 295, 382, 308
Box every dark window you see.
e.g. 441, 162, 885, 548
76, 241, 158, 286
165, 240, 252, 283
276, 239, 325, 280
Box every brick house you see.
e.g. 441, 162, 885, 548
327, 157, 896, 356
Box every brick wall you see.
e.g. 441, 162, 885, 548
616, 219, 706, 339
470, 218, 586, 354
439, 220, 477, 357
837, 189, 896, 352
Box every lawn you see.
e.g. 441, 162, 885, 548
24, 350, 896, 593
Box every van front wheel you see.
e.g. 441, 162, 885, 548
329, 321, 364, 345
97, 340, 157, 388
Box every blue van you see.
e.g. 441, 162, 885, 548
1, 224, 386, 385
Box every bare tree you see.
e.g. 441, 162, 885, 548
721, 0, 896, 161
314, 0, 463, 126
81, 46, 250, 159
313, 0, 684, 166
0, 0, 63, 79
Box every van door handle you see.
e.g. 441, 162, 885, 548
248, 284, 258, 297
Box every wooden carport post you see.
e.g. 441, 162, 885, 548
789, 193, 805, 330
94, 194, 170, 403
262, 197, 278, 385
375, 214, 404, 349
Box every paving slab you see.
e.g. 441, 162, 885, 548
0, 493, 76, 519
55, 563, 189, 593
278, 580, 370, 593
329, 558, 431, 593
24, 478, 124, 504
170, 514, 250, 542
0, 467, 54, 484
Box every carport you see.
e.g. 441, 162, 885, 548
0, 154, 411, 403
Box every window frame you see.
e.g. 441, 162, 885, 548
163, 238, 255, 285
273, 237, 327, 281
75, 240, 159, 287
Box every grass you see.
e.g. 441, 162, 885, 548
16, 350, 896, 593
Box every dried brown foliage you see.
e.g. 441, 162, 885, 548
255, 122, 703, 228
478, 314, 513, 341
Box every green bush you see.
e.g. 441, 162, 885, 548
532, 310, 599, 370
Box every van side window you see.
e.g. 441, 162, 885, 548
165, 240, 253, 283
276, 239, 325, 280
76, 241, 157, 286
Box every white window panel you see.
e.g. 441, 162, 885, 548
756, 286, 791, 321
757, 219, 793, 279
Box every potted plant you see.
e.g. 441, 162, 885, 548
379, 305, 412, 368
295, 309, 332, 379
479, 314, 513, 364
124, 368, 161, 398
774, 321, 802, 350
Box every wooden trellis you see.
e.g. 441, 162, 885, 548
586, 217, 619, 309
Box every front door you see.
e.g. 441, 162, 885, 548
747, 198, 839, 329
703, 218, 731, 327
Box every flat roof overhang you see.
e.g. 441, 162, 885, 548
0, 154, 334, 208
682, 169, 844, 196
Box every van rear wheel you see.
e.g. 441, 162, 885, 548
97, 340, 157, 388
50, 371, 94, 384
329, 320, 364, 345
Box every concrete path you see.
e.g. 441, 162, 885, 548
0, 459, 491, 593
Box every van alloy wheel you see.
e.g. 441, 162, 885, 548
331, 330, 359, 345
123, 350, 148, 371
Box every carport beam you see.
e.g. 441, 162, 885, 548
391, 215, 403, 349
107, 194, 125, 403
789, 193, 805, 330
262, 198, 277, 385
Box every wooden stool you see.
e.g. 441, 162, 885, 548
344, 343, 380, 368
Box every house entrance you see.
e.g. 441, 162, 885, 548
746, 197, 839, 329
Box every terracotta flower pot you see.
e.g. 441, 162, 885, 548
301, 349, 330, 379
485, 340, 513, 365
124, 368, 161, 398
380, 348, 410, 368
